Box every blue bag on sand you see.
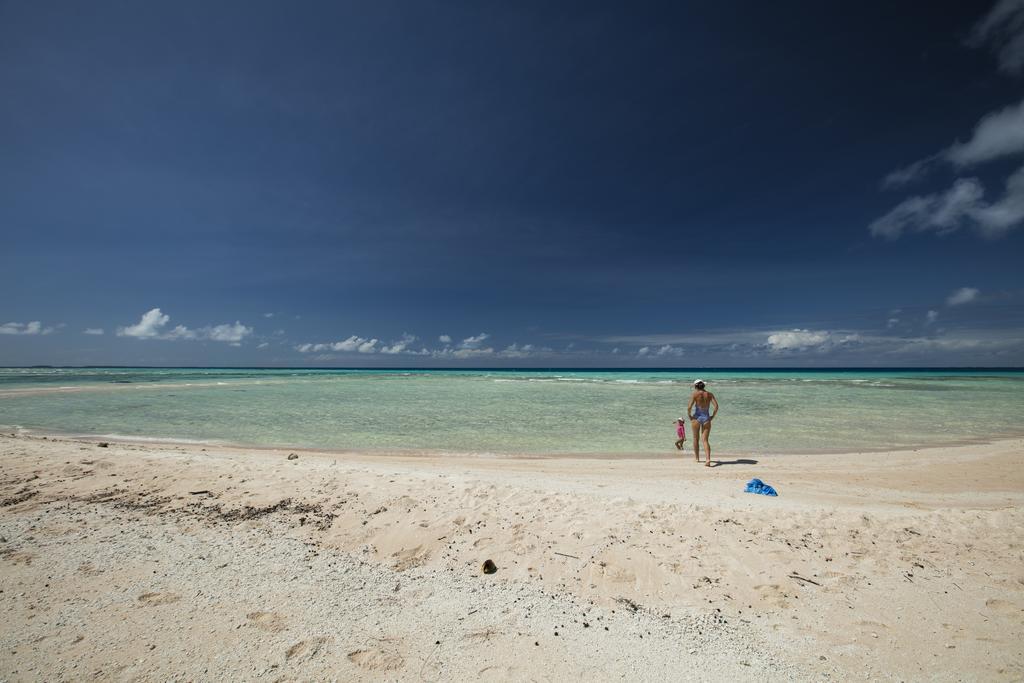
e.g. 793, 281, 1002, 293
744, 478, 778, 496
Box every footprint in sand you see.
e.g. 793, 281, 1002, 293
392, 545, 431, 571
347, 648, 405, 671
285, 637, 329, 663
855, 619, 889, 634
605, 566, 636, 583
479, 665, 519, 679
984, 598, 1022, 615
137, 592, 180, 606
821, 570, 855, 585
246, 611, 286, 632
753, 584, 790, 609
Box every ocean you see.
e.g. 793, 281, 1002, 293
1, 367, 1022, 455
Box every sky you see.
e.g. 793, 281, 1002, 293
2, 0, 1023, 367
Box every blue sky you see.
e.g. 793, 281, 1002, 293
2, 1, 1023, 367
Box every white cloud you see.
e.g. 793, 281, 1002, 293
765, 329, 830, 351
498, 343, 532, 358
117, 308, 253, 343
426, 343, 496, 359
453, 348, 494, 358
882, 156, 940, 188
295, 335, 379, 354
639, 344, 684, 357
459, 333, 490, 349
257, 342, 269, 349
613, 324, 1024, 360
764, 329, 861, 353
879, 0, 1024, 222
880, 99, 1024, 190
967, 163, 1024, 235
947, 99, 1024, 166
165, 325, 198, 340
869, 168, 1024, 239
118, 308, 170, 338
83, 328, 104, 335
205, 322, 253, 342
439, 334, 452, 344
0, 321, 55, 335
968, 0, 1024, 75
947, 287, 980, 306
333, 337, 368, 352
602, 329, 780, 347
496, 343, 551, 358
264, 312, 274, 318
886, 317, 900, 328
380, 333, 418, 354
637, 343, 683, 357
869, 179, 982, 238
884, 327, 1024, 355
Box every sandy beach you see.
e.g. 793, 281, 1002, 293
1, 432, 1022, 681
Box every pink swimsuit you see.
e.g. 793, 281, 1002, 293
676, 424, 686, 439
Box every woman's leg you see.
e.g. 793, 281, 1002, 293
702, 420, 713, 466
691, 420, 701, 461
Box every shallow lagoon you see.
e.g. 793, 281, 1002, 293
1, 368, 1022, 454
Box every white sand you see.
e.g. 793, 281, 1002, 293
1, 432, 1022, 680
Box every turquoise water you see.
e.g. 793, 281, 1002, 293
1, 368, 1023, 455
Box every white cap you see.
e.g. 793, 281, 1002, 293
693, 379, 706, 387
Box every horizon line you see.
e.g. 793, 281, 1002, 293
5, 365, 1024, 372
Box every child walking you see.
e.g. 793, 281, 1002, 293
673, 418, 687, 450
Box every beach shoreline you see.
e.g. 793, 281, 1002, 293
1, 432, 1022, 680
8, 423, 1024, 461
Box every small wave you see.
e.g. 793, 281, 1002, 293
90, 433, 226, 445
